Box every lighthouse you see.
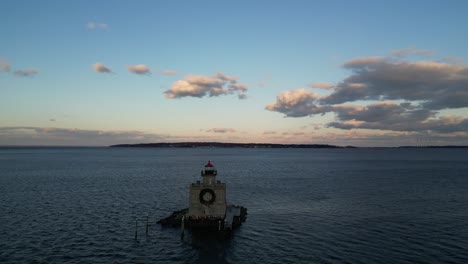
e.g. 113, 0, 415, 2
187, 161, 227, 219
157, 160, 247, 235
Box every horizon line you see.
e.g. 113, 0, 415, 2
1, 142, 467, 149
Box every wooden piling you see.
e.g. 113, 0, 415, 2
145, 215, 149, 236
134, 218, 138, 240
180, 216, 185, 239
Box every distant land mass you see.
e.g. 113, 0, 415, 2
397, 145, 468, 148
109, 142, 468, 149
110, 142, 354, 148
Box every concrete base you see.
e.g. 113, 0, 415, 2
157, 205, 247, 236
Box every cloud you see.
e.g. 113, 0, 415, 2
0, 127, 170, 146
443, 57, 465, 65
390, 47, 433, 57
342, 57, 386, 68
87, 22, 108, 30
49, 119, 56, 122
265, 89, 321, 117
162, 70, 177, 75
282, 131, 305, 136
166, 77, 224, 98
0, 58, 10, 72
322, 58, 468, 110
229, 83, 248, 92
216, 72, 238, 82
238, 93, 247, 100
263, 131, 277, 135
266, 53, 468, 135
0, 58, 38, 77
14, 69, 38, 77
128, 64, 150, 75
205, 128, 237, 133
301, 123, 323, 130
256, 74, 272, 87
308, 82, 334, 89
327, 114, 468, 134
92, 63, 112, 73
324, 102, 439, 131
268, 94, 468, 134
165, 72, 248, 99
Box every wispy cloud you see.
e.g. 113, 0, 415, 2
256, 74, 272, 87
205, 128, 237, 133
229, 83, 248, 92
282, 131, 305, 136
238, 93, 247, 100
0, 127, 170, 146
308, 82, 334, 89
165, 72, 248, 99
443, 57, 465, 65
216, 72, 238, 82
127, 64, 151, 75
318, 130, 468, 147
0, 58, 10, 72
87, 22, 108, 30
162, 70, 177, 75
92, 63, 112, 73
14, 69, 38, 77
390, 47, 433, 57
0, 58, 38, 77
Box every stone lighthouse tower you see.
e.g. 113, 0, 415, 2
187, 161, 227, 218
157, 160, 247, 233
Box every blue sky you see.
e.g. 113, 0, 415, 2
1, 0, 468, 146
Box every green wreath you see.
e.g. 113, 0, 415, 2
199, 188, 216, 205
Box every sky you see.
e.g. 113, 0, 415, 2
1, 0, 468, 147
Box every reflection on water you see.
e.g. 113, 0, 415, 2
187, 232, 232, 264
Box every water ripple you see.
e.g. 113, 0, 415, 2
1, 147, 468, 263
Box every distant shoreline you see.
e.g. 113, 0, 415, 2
110, 142, 347, 148
1, 143, 467, 149
109, 142, 468, 149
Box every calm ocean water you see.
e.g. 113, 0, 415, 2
0, 147, 467, 263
